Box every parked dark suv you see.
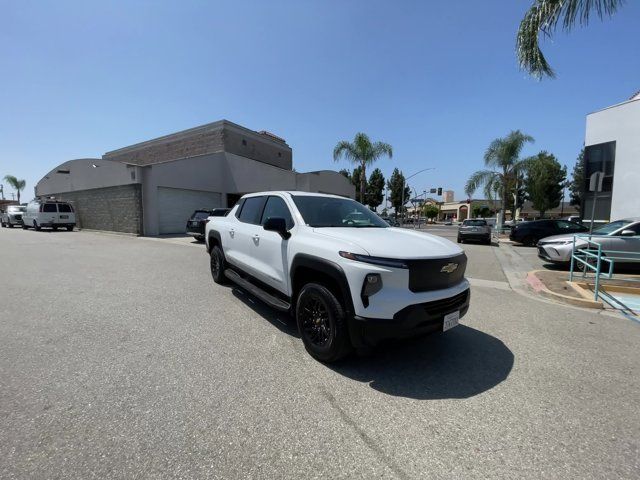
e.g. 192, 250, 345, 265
509, 219, 587, 246
186, 208, 230, 241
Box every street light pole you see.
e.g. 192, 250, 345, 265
401, 167, 435, 226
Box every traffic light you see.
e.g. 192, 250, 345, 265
437, 187, 442, 196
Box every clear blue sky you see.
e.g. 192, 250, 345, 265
1, 0, 639, 202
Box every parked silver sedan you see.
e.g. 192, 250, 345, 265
537, 217, 640, 266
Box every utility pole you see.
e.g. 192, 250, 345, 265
0, 184, 4, 200
401, 167, 435, 226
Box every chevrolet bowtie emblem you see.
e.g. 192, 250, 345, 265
440, 263, 458, 274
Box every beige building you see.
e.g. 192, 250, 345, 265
442, 190, 454, 203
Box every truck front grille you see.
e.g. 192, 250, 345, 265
407, 253, 467, 292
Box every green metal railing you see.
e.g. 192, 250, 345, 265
569, 234, 640, 303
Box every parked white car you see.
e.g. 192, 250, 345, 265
1, 205, 26, 228
22, 199, 76, 231
205, 191, 470, 362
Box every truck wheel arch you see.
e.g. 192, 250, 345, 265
207, 230, 223, 254
290, 254, 355, 317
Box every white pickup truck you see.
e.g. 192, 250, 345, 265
205, 191, 470, 362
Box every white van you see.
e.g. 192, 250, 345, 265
23, 199, 76, 231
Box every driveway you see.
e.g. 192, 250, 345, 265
1, 228, 638, 479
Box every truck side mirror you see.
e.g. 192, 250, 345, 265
263, 217, 291, 239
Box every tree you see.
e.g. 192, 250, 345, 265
333, 133, 392, 203
351, 166, 364, 194
365, 168, 385, 210
472, 205, 493, 218
517, 0, 624, 79
387, 168, 410, 217
3, 175, 26, 204
465, 130, 534, 225
524, 151, 567, 217
423, 204, 439, 221
569, 148, 585, 214
339, 169, 351, 180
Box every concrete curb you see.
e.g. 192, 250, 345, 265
526, 270, 603, 309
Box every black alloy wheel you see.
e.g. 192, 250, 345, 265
522, 235, 537, 247
296, 283, 351, 362
210, 245, 228, 284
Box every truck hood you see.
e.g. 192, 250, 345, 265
312, 227, 463, 259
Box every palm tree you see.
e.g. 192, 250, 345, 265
517, 0, 624, 79
465, 131, 534, 226
3, 175, 26, 204
333, 133, 392, 203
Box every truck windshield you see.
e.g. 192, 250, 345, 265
291, 196, 388, 228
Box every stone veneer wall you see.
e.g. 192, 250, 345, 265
55, 184, 143, 234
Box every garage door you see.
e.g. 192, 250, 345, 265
157, 187, 222, 234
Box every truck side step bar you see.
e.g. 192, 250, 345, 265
224, 269, 291, 312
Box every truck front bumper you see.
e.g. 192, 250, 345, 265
348, 288, 471, 348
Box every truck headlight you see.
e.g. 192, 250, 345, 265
361, 273, 383, 308
339, 251, 408, 269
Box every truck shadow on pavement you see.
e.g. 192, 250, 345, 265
330, 326, 514, 400
232, 287, 513, 400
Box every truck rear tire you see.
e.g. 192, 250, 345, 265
296, 283, 352, 363
210, 245, 228, 285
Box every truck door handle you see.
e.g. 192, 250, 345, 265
229, 229, 235, 237
253, 234, 260, 243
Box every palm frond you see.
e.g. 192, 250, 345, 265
517, 0, 624, 79
465, 170, 498, 198
333, 141, 359, 163
372, 141, 393, 162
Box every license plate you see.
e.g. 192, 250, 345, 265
59, 215, 69, 219
443, 310, 460, 332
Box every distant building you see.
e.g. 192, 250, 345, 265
35, 120, 354, 235
584, 90, 640, 221
442, 190, 454, 203
438, 199, 577, 222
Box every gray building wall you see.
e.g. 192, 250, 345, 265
35, 159, 139, 197
55, 185, 143, 234
34, 120, 354, 236
139, 152, 354, 235
102, 120, 292, 170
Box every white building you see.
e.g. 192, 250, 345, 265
584, 91, 640, 221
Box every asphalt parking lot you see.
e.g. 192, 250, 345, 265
1, 227, 639, 479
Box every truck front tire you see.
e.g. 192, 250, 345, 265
210, 245, 228, 285
296, 283, 351, 363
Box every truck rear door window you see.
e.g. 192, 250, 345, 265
43, 204, 57, 213
58, 204, 72, 213
238, 197, 266, 225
